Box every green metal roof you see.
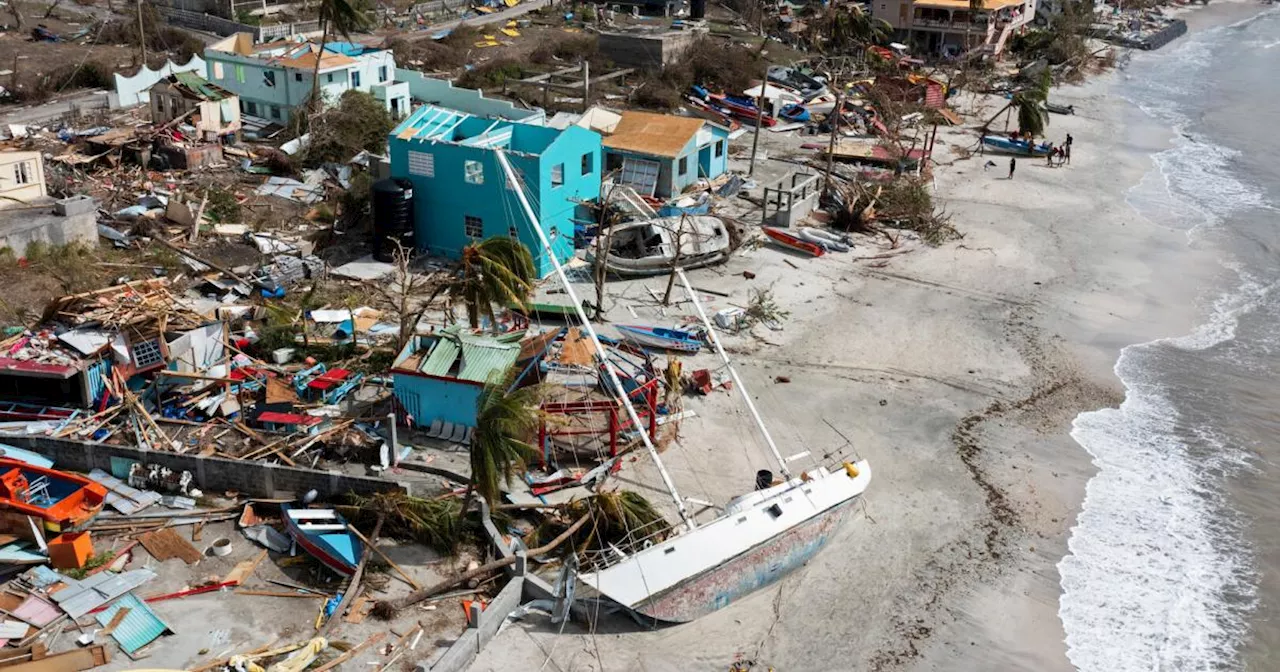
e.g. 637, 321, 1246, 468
171, 71, 233, 102
94, 592, 170, 654
418, 326, 520, 384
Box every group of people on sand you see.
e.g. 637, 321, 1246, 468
992, 133, 1075, 179
1044, 133, 1074, 167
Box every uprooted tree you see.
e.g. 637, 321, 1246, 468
299, 89, 395, 167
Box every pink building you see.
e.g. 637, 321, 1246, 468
871, 0, 1038, 57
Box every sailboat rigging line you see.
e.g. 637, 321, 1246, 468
494, 149, 695, 530
676, 269, 792, 478
821, 418, 862, 462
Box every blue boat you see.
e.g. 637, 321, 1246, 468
281, 504, 364, 576
980, 135, 1052, 156
779, 104, 811, 123
615, 325, 702, 353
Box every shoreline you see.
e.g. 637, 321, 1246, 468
468, 5, 1271, 670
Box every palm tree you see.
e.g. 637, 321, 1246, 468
308, 0, 366, 113
463, 379, 543, 515
981, 70, 1051, 138
810, 5, 890, 55
453, 236, 536, 330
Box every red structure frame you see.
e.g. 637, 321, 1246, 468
537, 378, 660, 470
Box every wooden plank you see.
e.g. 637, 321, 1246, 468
222, 550, 268, 586
233, 590, 325, 599
138, 528, 202, 565
342, 596, 368, 624
98, 608, 130, 636
0, 644, 107, 671
310, 633, 383, 672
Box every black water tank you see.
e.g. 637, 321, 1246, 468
690, 0, 705, 18
371, 177, 415, 262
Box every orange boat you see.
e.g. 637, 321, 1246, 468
0, 459, 107, 533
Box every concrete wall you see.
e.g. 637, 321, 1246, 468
113, 56, 207, 108
597, 31, 696, 70
394, 70, 544, 123
0, 435, 405, 499
0, 207, 96, 257
428, 576, 525, 672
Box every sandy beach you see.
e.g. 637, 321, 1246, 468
466, 5, 1268, 670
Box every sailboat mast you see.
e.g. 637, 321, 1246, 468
676, 269, 792, 479
494, 150, 695, 530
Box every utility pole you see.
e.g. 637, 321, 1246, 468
748, 64, 767, 176
136, 0, 147, 66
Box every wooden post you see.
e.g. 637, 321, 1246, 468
748, 65, 767, 177
136, 0, 147, 66
582, 60, 590, 113
823, 80, 842, 197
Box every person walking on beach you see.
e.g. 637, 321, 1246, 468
1009, 157, 1017, 179
1046, 143, 1055, 166
1064, 143, 1071, 165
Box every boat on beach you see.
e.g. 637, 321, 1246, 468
281, 504, 363, 576
763, 227, 826, 257
615, 325, 703, 353
588, 216, 732, 277
981, 135, 1053, 156
1046, 101, 1075, 115
494, 150, 872, 624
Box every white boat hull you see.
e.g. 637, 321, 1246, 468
579, 460, 871, 623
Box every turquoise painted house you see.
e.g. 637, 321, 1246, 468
388, 104, 603, 277
390, 326, 520, 431
203, 34, 409, 122
602, 111, 731, 199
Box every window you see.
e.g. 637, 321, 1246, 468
235, 64, 245, 84
131, 338, 165, 371
464, 216, 483, 239
408, 151, 435, 177
678, 156, 689, 176
213, 62, 224, 79
294, 72, 303, 82
551, 163, 564, 187
13, 161, 30, 185
378, 65, 388, 82
619, 157, 660, 196
270, 106, 281, 120
508, 226, 519, 239
581, 153, 592, 176
245, 101, 258, 116
464, 160, 484, 185
263, 71, 276, 88
326, 73, 334, 83
715, 140, 724, 158
351, 70, 361, 88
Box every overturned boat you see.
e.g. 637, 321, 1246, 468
590, 216, 732, 277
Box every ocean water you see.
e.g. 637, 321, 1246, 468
1057, 8, 1280, 671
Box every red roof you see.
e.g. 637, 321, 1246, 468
257, 412, 323, 426
0, 358, 80, 379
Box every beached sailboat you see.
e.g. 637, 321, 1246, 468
615, 325, 703, 353
763, 227, 826, 257
588, 216, 732, 277
281, 504, 363, 576
494, 151, 871, 624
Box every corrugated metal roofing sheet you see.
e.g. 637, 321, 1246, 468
95, 593, 170, 654
172, 71, 233, 102
88, 469, 162, 515
418, 327, 519, 383
12, 594, 59, 627
54, 569, 156, 618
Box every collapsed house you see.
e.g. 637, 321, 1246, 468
602, 111, 730, 199
147, 72, 243, 143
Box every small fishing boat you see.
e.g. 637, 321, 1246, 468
1046, 102, 1075, 115
0, 459, 107, 533
980, 135, 1052, 156
281, 504, 363, 577
708, 94, 777, 127
779, 104, 811, 123
588, 216, 732, 277
763, 227, 826, 257
796, 227, 851, 252
0, 445, 52, 469
615, 325, 703, 353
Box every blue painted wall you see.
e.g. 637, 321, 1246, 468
698, 125, 731, 182
388, 108, 603, 277
604, 125, 730, 199
393, 373, 483, 428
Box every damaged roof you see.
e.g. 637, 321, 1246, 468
164, 71, 235, 102
602, 111, 705, 159
409, 326, 520, 384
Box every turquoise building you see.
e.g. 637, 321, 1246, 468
388, 104, 603, 277
602, 111, 732, 199
390, 326, 521, 430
